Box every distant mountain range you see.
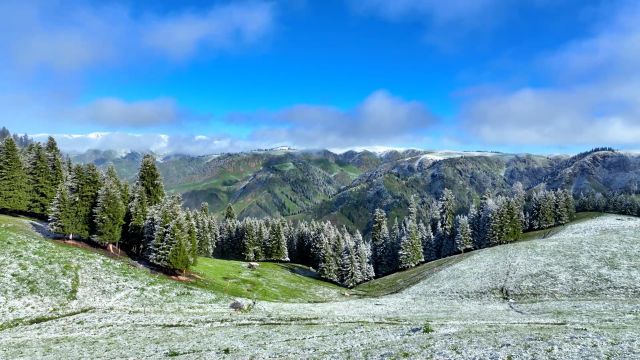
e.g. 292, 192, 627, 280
71, 147, 640, 232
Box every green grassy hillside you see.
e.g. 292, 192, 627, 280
191, 258, 347, 302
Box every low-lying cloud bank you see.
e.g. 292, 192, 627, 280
34, 90, 438, 155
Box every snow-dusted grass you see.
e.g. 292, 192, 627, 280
1, 214, 639, 358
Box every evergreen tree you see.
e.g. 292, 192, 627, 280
26, 143, 54, 216
354, 231, 375, 282
48, 183, 74, 237
164, 219, 191, 273
185, 212, 198, 266
144, 195, 196, 272
419, 221, 436, 261
318, 223, 339, 282
267, 220, 288, 261
44, 136, 64, 193
0, 137, 28, 212
438, 189, 456, 238
224, 203, 236, 221
454, 215, 473, 253
339, 236, 360, 288
371, 208, 392, 276
71, 164, 102, 238
123, 183, 148, 255
195, 204, 213, 257
398, 197, 424, 269
137, 154, 165, 207
93, 169, 126, 246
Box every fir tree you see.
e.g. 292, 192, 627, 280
93, 169, 126, 246
49, 183, 74, 237
439, 189, 456, 238
454, 215, 473, 253
123, 183, 148, 255
137, 154, 165, 207
0, 137, 28, 212
44, 136, 64, 193
398, 197, 424, 269
71, 164, 102, 239
195, 204, 213, 257
354, 231, 375, 282
224, 203, 236, 221
26, 143, 54, 216
339, 237, 360, 288
419, 221, 436, 261
371, 208, 392, 276
267, 220, 289, 261
166, 219, 191, 273
185, 212, 198, 266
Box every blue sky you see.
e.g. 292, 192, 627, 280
1, 0, 639, 154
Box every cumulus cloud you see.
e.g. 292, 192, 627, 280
0, 0, 276, 72
461, 2, 640, 146
240, 90, 437, 149
72, 98, 180, 127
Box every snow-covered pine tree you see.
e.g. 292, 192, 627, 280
389, 217, 401, 271
318, 223, 339, 282
241, 219, 257, 261
419, 221, 436, 261
123, 183, 148, 255
267, 220, 289, 261
438, 189, 456, 239
92, 167, 126, 246
398, 197, 423, 269
185, 212, 198, 266
371, 208, 392, 276
553, 189, 569, 225
195, 204, 213, 257
454, 215, 473, 253
339, 234, 360, 288
354, 231, 375, 282
49, 183, 74, 238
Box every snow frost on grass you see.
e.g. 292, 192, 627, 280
1, 214, 639, 358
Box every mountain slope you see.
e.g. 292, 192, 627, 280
72, 148, 640, 229
2, 214, 638, 358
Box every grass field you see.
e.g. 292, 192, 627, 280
1, 213, 639, 358
191, 258, 348, 302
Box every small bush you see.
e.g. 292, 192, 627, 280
422, 322, 434, 334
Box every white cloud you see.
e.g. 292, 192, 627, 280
243, 90, 437, 149
73, 98, 180, 127
32, 91, 438, 155
461, 1, 640, 146
0, 0, 276, 72
143, 2, 275, 59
